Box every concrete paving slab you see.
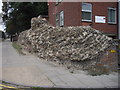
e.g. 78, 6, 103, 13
53, 81, 69, 88
93, 76, 118, 88
103, 73, 118, 82
43, 70, 60, 78
57, 74, 86, 88
2, 66, 54, 87
49, 76, 62, 83
2, 40, 119, 88
72, 74, 106, 88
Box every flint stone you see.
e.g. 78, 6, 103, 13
18, 16, 113, 66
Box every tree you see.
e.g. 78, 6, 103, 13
0, 30, 5, 39
2, 2, 48, 35
2, 2, 9, 23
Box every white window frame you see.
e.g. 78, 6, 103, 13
59, 0, 63, 2
60, 11, 64, 26
108, 7, 116, 24
82, 3, 92, 22
56, 0, 63, 5
56, 13, 59, 27
56, 0, 59, 5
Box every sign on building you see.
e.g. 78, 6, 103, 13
95, 16, 106, 23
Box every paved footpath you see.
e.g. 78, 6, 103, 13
0, 39, 119, 88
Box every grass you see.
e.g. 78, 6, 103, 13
12, 42, 25, 55
1, 80, 30, 89
31, 87, 66, 90
87, 65, 109, 76
1, 80, 10, 84
31, 87, 42, 90
0, 38, 4, 43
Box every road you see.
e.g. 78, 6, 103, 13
0, 39, 119, 88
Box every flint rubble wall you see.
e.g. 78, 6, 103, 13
18, 16, 117, 70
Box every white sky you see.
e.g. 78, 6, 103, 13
0, 0, 2, 13
0, 0, 4, 31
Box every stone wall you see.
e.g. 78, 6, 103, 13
18, 16, 117, 71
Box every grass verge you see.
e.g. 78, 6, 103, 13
31, 87, 66, 90
12, 42, 25, 55
1, 80, 10, 84
0, 38, 4, 43
87, 65, 109, 76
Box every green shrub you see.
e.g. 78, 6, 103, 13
87, 65, 109, 76
12, 42, 25, 55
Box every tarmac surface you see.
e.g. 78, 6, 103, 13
0, 39, 119, 88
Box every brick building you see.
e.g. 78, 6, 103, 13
48, 1, 118, 37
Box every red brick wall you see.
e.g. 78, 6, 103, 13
91, 2, 118, 34
48, 2, 56, 26
48, 2, 118, 34
62, 2, 81, 27
48, 2, 81, 26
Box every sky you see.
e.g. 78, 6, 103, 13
0, 0, 4, 31
0, 0, 2, 13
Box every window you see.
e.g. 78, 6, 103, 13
60, 11, 64, 26
56, 11, 64, 27
56, 13, 59, 27
59, 0, 63, 2
108, 7, 116, 24
82, 3, 92, 21
56, 0, 63, 5
56, 0, 59, 5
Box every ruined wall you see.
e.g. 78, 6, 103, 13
18, 16, 117, 70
